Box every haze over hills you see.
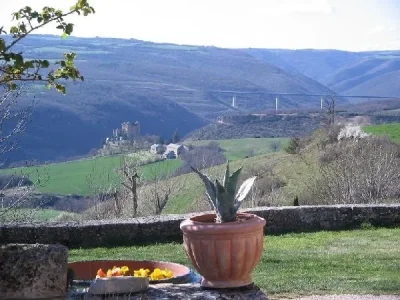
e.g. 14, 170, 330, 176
4, 35, 400, 163
245, 49, 400, 99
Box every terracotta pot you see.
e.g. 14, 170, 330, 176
180, 213, 266, 288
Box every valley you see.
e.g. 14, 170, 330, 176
4, 35, 399, 164
1, 34, 400, 224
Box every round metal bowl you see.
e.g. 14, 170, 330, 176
68, 260, 191, 284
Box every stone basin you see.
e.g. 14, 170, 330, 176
68, 260, 192, 284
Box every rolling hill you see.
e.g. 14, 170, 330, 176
4, 35, 338, 163
245, 49, 400, 99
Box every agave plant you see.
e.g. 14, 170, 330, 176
191, 162, 257, 223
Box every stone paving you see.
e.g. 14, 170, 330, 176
67, 283, 268, 299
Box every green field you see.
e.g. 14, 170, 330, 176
185, 137, 289, 160
1, 155, 183, 196
69, 228, 400, 297
363, 122, 400, 142
0, 138, 286, 196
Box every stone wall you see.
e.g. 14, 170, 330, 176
1, 204, 399, 248
0, 244, 68, 299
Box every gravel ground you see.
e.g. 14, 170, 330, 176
294, 295, 400, 300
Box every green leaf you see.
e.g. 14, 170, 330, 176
225, 166, 242, 196
61, 32, 67, 39
0, 38, 5, 51
41, 60, 50, 68
12, 12, 20, 20
235, 176, 257, 204
223, 161, 230, 187
65, 23, 74, 35
19, 23, 27, 33
14, 53, 24, 65
23, 60, 34, 68
10, 26, 19, 34
190, 166, 218, 209
55, 84, 66, 94
23, 6, 32, 13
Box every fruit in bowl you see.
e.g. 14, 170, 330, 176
95, 266, 173, 280
68, 260, 191, 285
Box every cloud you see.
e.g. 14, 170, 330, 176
283, 0, 336, 16
369, 25, 386, 34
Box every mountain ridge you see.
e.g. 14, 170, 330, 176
4, 34, 338, 163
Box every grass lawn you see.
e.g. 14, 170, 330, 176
185, 137, 289, 160
0, 155, 183, 196
363, 122, 400, 142
69, 228, 400, 297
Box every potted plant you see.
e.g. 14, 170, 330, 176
180, 162, 266, 288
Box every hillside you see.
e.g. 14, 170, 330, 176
326, 54, 400, 95
186, 113, 324, 140
245, 49, 400, 99
4, 35, 336, 163
245, 49, 367, 84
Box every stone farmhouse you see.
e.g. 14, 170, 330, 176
150, 144, 166, 154
150, 143, 187, 159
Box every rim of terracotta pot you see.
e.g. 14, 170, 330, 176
180, 212, 266, 235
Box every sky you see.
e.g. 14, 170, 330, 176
1, 0, 400, 51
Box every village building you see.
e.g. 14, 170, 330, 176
164, 143, 186, 158
150, 144, 166, 154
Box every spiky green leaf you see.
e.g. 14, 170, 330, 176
223, 161, 230, 187
225, 166, 242, 196
235, 176, 257, 204
215, 179, 236, 222
190, 166, 217, 209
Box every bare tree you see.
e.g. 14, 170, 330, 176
0, 168, 49, 224
83, 161, 118, 220
244, 162, 285, 208
270, 141, 281, 152
322, 94, 336, 127
119, 155, 140, 217
142, 162, 186, 215
0, 88, 34, 161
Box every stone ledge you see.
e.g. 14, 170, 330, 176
1, 204, 399, 248
0, 243, 68, 299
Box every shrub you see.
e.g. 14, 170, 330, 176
0, 174, 32, 190
285, 137, 301, 154
306, 136, 400, 205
